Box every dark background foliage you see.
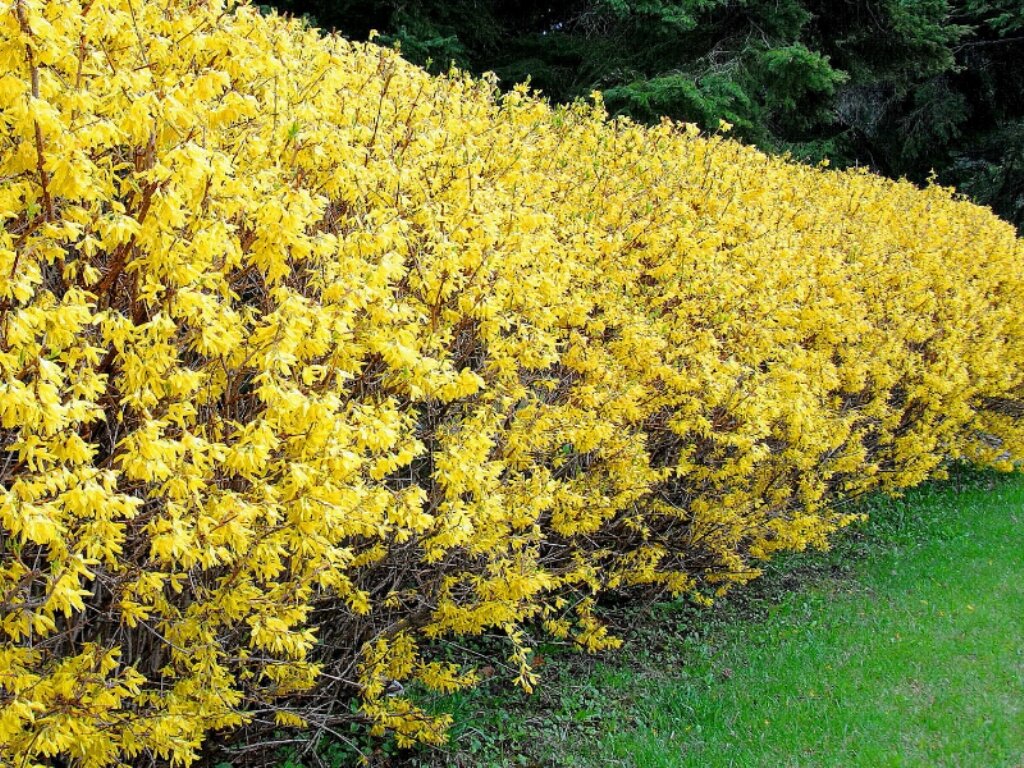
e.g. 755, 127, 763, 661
262, 0, 1024, 230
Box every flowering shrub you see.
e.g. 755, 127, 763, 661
1, 1, 1022, 764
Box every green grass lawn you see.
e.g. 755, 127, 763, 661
410, 471, 1024, 768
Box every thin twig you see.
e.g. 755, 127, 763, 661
14, 0, 55, 222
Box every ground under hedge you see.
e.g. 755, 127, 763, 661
1, 1, 1023, 765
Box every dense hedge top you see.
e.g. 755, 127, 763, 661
1, 1, 1022, 765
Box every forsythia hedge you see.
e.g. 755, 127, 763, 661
1, 0, 1022, 764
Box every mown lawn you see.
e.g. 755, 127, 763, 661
405, 471, 1024, 768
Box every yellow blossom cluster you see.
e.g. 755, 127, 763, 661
1, 0, 1022, 764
